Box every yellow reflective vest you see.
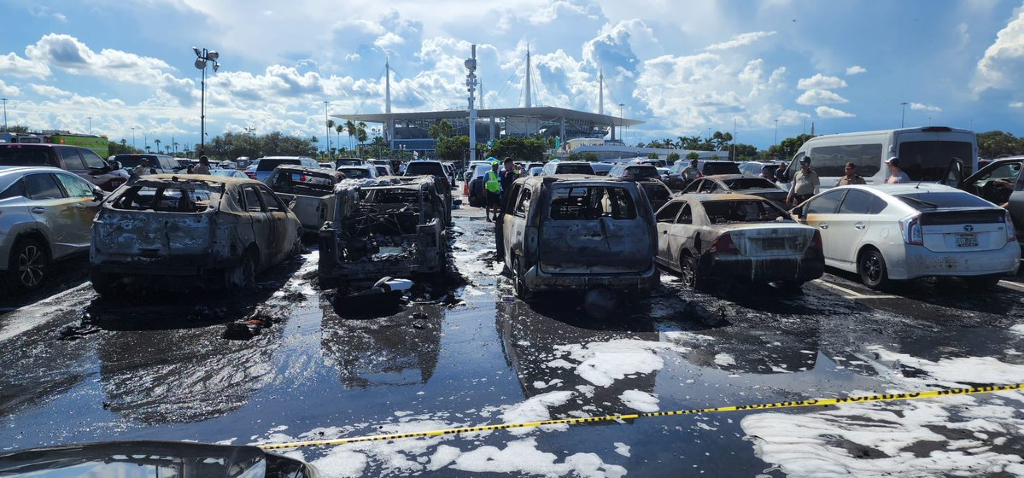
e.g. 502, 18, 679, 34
485, 170, 501, 193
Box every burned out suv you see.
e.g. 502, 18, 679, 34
0, 144, 127, 191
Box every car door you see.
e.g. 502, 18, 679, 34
796, 189, 846, 262
23, 172, 77, 259
258, 185, 294, 267
828, 189, 877, 265
682, 179, 703, 195
655, 200, 684, 267
53, 172, 103, 249
241, 185, 273, 268
699, 179, 719, 194
1009, 170, 1024, 241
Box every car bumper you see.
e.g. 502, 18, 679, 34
524, 263, 658, 295
893, 242, 1021, 279
699, 253, 825, 283
92, 254, 238, 277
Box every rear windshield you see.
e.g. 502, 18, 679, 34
896, 191, 995, 210
474, 165, 492, 177
897, 141, 975, 180
0, 147, 52, 166
724, 177, 778, 190
269, 172, 336, 196
113, 155, 159, 168
338, 168, 372, 178
702, 162, 741, 175
337, 159, 363, 166
256, 159, 300, 171
111, 184, 221, 212
556, 163, 595, 175
405, 163, 444, 176
549, 186, 637, 220
702, 200, 791, 224
626, 166, 660, 179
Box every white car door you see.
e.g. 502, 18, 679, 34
798, 189, 846, 264
655, 200, 684, 267
829, 189, 887, 265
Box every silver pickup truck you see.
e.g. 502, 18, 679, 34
265, 165, 351, 234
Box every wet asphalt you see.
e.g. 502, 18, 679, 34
1, 188, 1024, 477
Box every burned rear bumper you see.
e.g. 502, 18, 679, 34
92, 254, 239, 277
698, 253, 824, 283
524, 263, 659, 295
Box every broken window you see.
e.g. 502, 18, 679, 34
701, 200, 789, 224
111, 184, 218, 212
549, 186, 637, 220
515, 188, 532, 217
270, 171, 336, 196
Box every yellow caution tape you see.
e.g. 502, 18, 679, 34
258, 383, 1024, 451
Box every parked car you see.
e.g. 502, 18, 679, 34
210, 169, 249, 179
642, 158, 667, 168
467, 163, 494, 207
336, 158, 364, 167
442, 162, 458, 189
956, 157, 1021, 208
791, 184, 1020, 289
373, 163, 394, 177
319, 162, 335, 169
0, 166, 106, 291
336, 165, 378, 179
633, 178, 674, 212
318, 176, 449, 283
403, 160, 453, 217
697, 160, 741, 176
655, 194, 824, 289
526, 166, 544, 177
0, 143, 128, 191
590, 162, 614, 176
681, 174, 789, 206
656, 167, 673, 182
464, 160, 491, 182
738, 161, 784, 181
217, 160, 237, 169
109, 154, 182, 175
496, 176, 658, 300
608, 163, 661, 181
540, 161, 596, 176
266, 165, 349, 233
244, 156, 319, 182
90, 174, 302, 293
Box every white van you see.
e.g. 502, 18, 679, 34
778, 126, 977, 191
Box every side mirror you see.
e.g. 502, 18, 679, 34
93, 189, 105, 201
109, 160, 123, 170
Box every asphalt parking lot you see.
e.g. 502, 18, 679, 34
2, 195, 1024, 477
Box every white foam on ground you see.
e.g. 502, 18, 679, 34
714, 353, 737, 367
448, 438, 627, 477
613, 442, 631, 457
553, 338, 687, 388
620, 390, 659, 412
1008, 324, 1024, 336
501, 390, 575, 435
862, 345, 1024, 387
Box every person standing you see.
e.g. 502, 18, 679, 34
484, 161, 501, 222
499, 158, 518, 205
884, 157, 911, 184
836, 162, 867, 186
192, 155, 212, 175
786, 157, 819, 205
132, 158, 151, 177
680, 159, 700, 185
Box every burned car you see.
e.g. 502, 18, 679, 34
318, 176, 450, 284
265, 165, 349, 233
90, 174, 302, 293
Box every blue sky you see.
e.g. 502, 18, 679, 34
2, 0, 1024, 153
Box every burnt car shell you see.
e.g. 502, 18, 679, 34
266, 165, 349, 233
318, 176, 449, 284
90, 174, 301, 291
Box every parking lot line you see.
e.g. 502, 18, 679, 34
811, 279, 899, 300
998, 280, 1024, 292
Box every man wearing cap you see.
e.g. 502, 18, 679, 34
786, 157, 819, 206
836, 162, 867, 186
885, 157, 911, 184
485, 161, 501, 222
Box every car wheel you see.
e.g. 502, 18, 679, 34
512, 256, 533, 300
858, 248, 890, 290
6, 238, 48, 291
226, 251, 258, 289
679, 252, 704, 291
90, 267, 118, 296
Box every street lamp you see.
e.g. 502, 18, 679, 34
900, 101, 908, 128
618, 103, 624, 144
87, 116, 92, 134
1, 98, 7, 132
323, 101, 331, 158
131, 126, 136, 150
193, 46, 221, 155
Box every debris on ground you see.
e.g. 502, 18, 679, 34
56, 322, 101, 341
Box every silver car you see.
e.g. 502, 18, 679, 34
0, 166, 105, 291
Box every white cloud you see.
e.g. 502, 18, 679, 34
797, 73, 848, 90
0, 52, 52, 79
529, 1, 587, 25
845, 65, 866, 76
374, 32, 406, 49
796, 89, 849, 105
1011, 101, 1024, 108
29, 84, 72, 97
815, 106, 855, 118
24, 34, 173, 85
972, 6, 1024, 92
0, 79, 20, 96
706, 31, 777, 51
910, 102, 941, 112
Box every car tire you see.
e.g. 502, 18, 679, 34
858, 248, 890, 290
90, 268, 118, 296
226, 251, 258, 289
6, 238, 48, 292
512, 256, 533, 300
679, 252, 705, 291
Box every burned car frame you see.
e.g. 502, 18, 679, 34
318, 176, 449, 284
90, 174, 302, 293
265, 165, 349, 234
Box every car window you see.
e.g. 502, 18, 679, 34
258, 187, 286, 212
974, 162, 1021, 185
549, 186, 637, 220
702, 199, 790, 223
243, 186, 265, 212
515, 187, 531, 217
0, 147, 53, 167
55, 173, 96, 198
723, 178, 777, 190
837, 189, 875, 214
683, 180, 702, 193
339, 168, 372, 178
24, 173, 66, 200
896, 191, 997, 210
556, 163, 595, 175
809, 144, 884, 178
80, 149, 107, 169
655, 201, 682, 223
804, 189, 845, 214
0, 179, 26, 199
699, 180, 718, 193
677, 203, 693, 224
59, 148, 87, 170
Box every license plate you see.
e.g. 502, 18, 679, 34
956, 233, 978, 247
762, 238, 786, 250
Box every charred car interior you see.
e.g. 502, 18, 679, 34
319, 176, 450, 285
266, 165, 349, 234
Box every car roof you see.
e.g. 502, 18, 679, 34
133, 173, 260, 185
0, 166, 65, 176
257, 156, 310, 160
675, 193, 773, 202
274, 164, 346, 177
521, 174, 637, 186
835, 183, 959, 195
704, 174, 768, 180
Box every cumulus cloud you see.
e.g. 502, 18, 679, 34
374, 32, 406, 49
29, 84, 72, 97
706, 31, 777, 51
796, 89, 849, 105
0, 52, 52, 79
797, 74, 848, 90
972, 6, 1024, 92
1011, 101, 1024, 108
815, 106, 855, 118
0, 79, 20, 96
910, 102, 941, 112
24, 34, 172, 85
529, 0, 588, 25
846, 65, 866, 75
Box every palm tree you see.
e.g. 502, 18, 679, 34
173, 141, 179, 154
154, 139, 161, 152
356, 122, 368, 158
663, 138, 676, 148
427, 119, 454, 141
344, 120, 357, 150
335, 124, 344, 155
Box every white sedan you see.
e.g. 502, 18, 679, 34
791, 183, 1020, 289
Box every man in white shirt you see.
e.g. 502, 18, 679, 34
885, 157, 911, 184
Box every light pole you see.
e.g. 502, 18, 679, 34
774, 119, 778, 147
87, 116, 92, 134
900, 101, 908, 128
323, 101, 330, 158
143, 132, 149, 152
1, 98, 7, 131
618, 103, 624, 144
131, 127, 136, 150
193, 46, 220, 155
465, 44, 479, 165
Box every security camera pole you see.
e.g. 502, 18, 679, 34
193, 47, 221, 155
465, 45, 478, 165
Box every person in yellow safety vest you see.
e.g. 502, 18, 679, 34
485, 161, 501, 222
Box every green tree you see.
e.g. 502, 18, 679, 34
344, 120, 357, 150
435, 135, 470, 163
335, 124, 345, 155
686, 152, 700, 160
711, 131, 733, 151
647, 152, 660, 159
730, 143, 758, 161
427, 119, 454, 141
764, 133, 815, 161
583, 152, 599, 162
356, 122, 368, 157
1, 124, 30, 133
977, 131, 1024, 158
566, 152, 581, 162
153, 139, 161, 152
109, 140, 135, 156
485, 136, 549, 163
667, 152, 680, 163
